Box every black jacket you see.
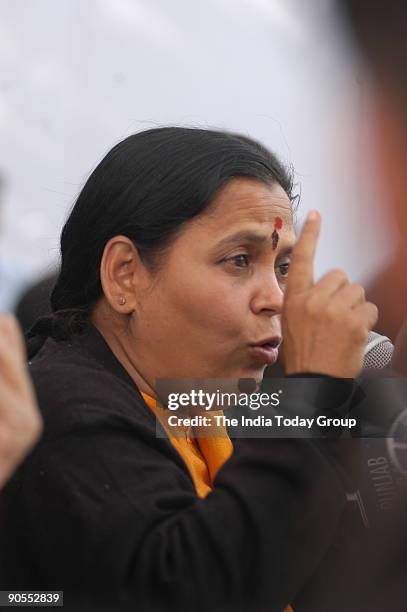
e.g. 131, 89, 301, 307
0, 324, 349, 611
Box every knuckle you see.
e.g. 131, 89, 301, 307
367, 302, 379, 324
351, 283, 365, 301
368, 301, 378, 315
329, 269, 348, 284
320, 268, 348, 288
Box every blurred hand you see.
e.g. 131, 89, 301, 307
283, 211, 378, 378
0, 315, 42, 488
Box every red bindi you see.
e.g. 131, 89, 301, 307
274, 216, 283, 230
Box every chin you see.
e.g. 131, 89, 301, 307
235, 367, 265, 386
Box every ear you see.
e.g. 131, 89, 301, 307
99, 235, 145, 314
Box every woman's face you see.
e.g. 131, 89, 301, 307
131, 178, 296, 383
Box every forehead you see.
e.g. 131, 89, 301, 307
194, 177, 294, 234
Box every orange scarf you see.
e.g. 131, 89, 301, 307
141, 391, 294, 612
141, 391, 233, 497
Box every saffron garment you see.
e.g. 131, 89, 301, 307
141, 391, 233, 498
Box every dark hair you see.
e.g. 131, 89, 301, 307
340, 1, 407, 98
28, 127, 296, 358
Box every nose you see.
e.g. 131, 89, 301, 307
249, 270, 284, 316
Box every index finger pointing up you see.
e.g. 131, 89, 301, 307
285, 210, 321, 297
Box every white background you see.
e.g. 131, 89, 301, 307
0, 0, 394, 292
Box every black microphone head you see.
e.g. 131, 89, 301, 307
363, 331, 394, 370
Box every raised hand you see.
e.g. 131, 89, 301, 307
0, 315, 42, 488
283, 211, 378, 378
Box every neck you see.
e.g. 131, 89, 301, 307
91, 301, 156, 398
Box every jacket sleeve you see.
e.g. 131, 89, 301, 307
4, 367, 347, 611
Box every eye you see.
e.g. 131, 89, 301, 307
276, 260, 291, 278
225, 254, 250, 268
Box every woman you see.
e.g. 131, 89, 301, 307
0, 128, 377, 611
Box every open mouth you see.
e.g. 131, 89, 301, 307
251, 337, 281, 349
248, 340, 280, 365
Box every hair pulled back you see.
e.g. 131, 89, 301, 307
28, 127, 296, 358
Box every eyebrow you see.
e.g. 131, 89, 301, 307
214, 231, 294, 255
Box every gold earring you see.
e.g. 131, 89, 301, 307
117, 295, 126, 306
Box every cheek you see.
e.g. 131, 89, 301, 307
166, 271, 248, 335
187, 277, 250, 338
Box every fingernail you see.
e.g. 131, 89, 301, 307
307, 210, 319, 221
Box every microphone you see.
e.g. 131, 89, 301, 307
346, 332, 407, 527
363, 331, 394, 370
354, 330, 403, 434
